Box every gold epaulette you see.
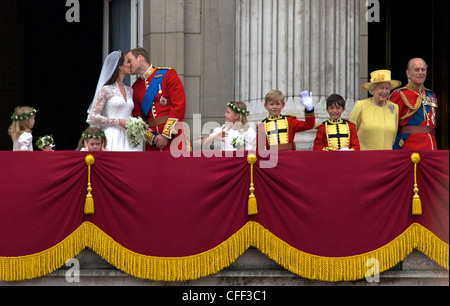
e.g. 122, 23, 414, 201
394, 83, 433, 93
314, 121, 327, 129
392, 86, 408, 94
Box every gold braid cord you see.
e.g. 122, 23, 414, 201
84, 155, 95, 215
411, 153, 422, 216
247, 154, 258, 216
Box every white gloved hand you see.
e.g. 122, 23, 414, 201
301, 91, 314, 111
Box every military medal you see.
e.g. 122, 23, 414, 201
158, 84, 163, 95
160, 96, 167, 106
431, 108, 436, 125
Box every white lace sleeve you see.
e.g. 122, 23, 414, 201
87, 86, 119, 128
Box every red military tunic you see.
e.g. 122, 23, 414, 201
313, 119, 360, 151
389, 82, 438, 150
132, 66, 187, 151
258, 111, 315, 151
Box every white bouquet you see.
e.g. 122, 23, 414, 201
36, 135, 55, 151
231, 136, 246, 150
126, 117, 149, 148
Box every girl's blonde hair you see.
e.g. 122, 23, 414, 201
8, 106, 36, 141
78, 127, 108, 149
227, 101, 251, 132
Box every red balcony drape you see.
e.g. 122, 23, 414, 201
0, 151, 448, 282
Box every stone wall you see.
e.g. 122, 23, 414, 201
1, 249, 447, 286
141, 0, 370, 150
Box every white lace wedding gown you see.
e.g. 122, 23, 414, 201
88, 82, 143, 151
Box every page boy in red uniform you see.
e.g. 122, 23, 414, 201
258, 90, 315, 151
314, 94, 360, 151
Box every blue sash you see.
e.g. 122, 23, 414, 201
141, 69, 168, 121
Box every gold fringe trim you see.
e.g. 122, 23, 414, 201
0, 224, 86, 282
251, 222, 449, 282
83, 222, 252, 282
1, 222, 448, 282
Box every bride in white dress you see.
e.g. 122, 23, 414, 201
87, 51, 143, 151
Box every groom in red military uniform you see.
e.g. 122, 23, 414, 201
127, 47, 187, 151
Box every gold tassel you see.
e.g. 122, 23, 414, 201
411, 153, 422, 216
247, 154, 258, 216
412, 194, 422, 216
84, 154, 95, 215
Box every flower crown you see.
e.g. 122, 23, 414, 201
227, 102, 250, 116
11, 108, 38, 122
82, 130, 106, 139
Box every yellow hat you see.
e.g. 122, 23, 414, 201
362, 70, 401, 91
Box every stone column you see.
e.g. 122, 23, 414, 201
143, 0, 185, 78
235, 0, 361, 150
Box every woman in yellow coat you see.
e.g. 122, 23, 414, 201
350, 70, 401, 150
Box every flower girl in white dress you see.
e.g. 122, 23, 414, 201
9, 106, 37, 151
87, 51, 142, 151
202, 102, 256, 151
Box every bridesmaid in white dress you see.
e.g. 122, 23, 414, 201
9, 106, 37, 151
202, 102, 256, 151
87, 51, 142, 151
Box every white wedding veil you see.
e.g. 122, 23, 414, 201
86, 50, 122, 124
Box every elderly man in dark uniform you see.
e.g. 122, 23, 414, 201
390, 58, 438, 150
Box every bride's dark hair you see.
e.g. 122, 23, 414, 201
105, 52, 125, 85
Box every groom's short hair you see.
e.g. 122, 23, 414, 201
130, 47, 150, 64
